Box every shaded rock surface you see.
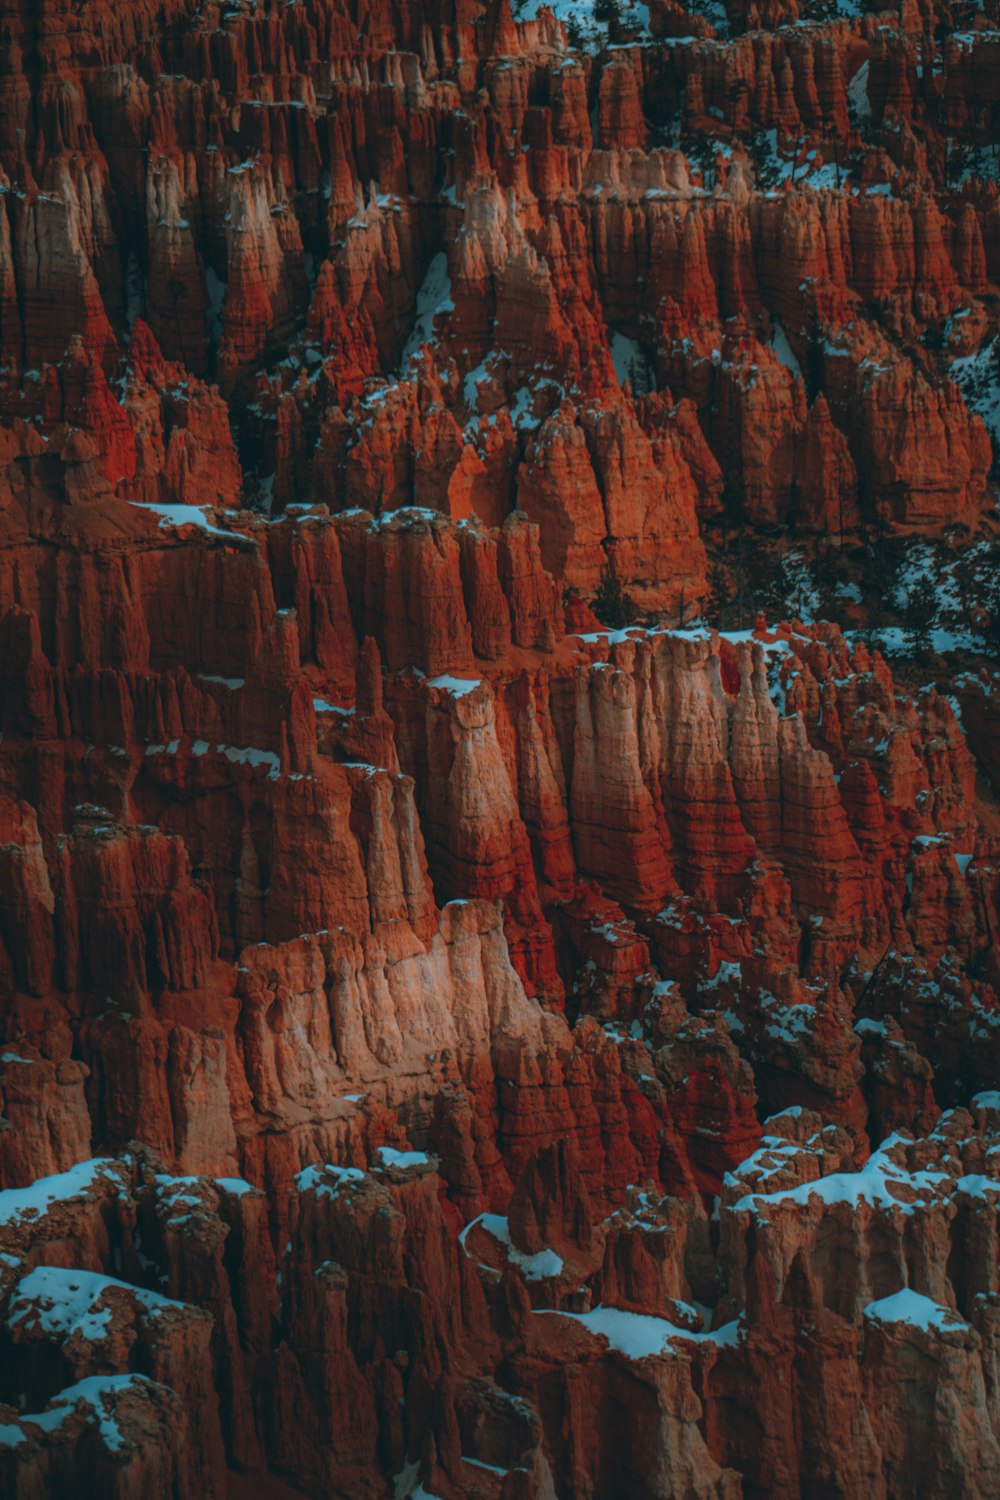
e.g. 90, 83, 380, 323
1, 0, 999, 1493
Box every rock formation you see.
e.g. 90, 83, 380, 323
0, 0, 998, 1494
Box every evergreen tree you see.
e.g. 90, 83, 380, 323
593, 561, 638, 629
779, 551, 815, 624
745, 545, 785, 623
977, 544, 1000, 655
859, 520, 899, 651
733, 531, 749, 630
902, 574, 937, 657
952, 547, 980, 626
705, 561, 730, 628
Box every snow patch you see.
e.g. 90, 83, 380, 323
130, 502, 233, 538
0, 1159, 116, 1226
218, 744, 281, 777
949, 338, 1000, 454
295, 1163, 366, 1197
376, 1147, 430, 1170
771, 321, 802, 379
214, 1177, 255, 1196
610, 331, 656, 394
400, 253, 454, 368
514, 0, 651, 51
21, 1374, 154, 1453
847, 62, 871, 125
863, 1288, 967, 1333
426, 675, 481, 696
481, 1214, 564, 1279
729, 1133, 1000, 1219
7, 1266, 183, 1343
537, 1304, 739, 1358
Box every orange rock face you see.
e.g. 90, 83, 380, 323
0, 0, 998, 1494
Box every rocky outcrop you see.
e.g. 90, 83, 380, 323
0, 0, 998, 1492
4, 1102, 999, 1498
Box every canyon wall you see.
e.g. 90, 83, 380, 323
0, 0, 999, 1494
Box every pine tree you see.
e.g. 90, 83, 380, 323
705, 561, 730, 628
902, 574, 937, 657
978, 543, 1000, 655
859, 521, 899, 651
593, 562, 638, 629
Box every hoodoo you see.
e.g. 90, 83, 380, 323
0, 0, 998, 1496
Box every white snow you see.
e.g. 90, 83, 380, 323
480, 1214, 564, 1280
868, 626, 982, 657
771, 321, 802, 379
152, 1175, 203, 1218
368, 506, 444, 529
0, 1159, 115, 1226
537, 1304, 739, 1357
755, 131, 854, 195
514, 0, 651, 51
21, 1374, 153, 1452
729, 1133, 1000, 1219
129, 502, 233, 538
295, 1163, 366, 1196
702, 960, 743, 992
863, 1288, 967, 1333
949, 338, 1000, 454
376, 1147, 430, 1170
463, 357, 493, 409
426, 674, 481, 696
947, 144, 1000, 187
159, 741, 280, 776
459, 1213, 563, 1280
761, 992, 816, 1047
218, 744, 281, 776
610, 331, 656, 394
214, 1176, 255, 1196
8, 1269, 112, 1342
847, 62, 871, 125
510, 385, 537, 430
393, 1458, 446, 1499
7, 1266, 183, 1342
729, 1137, 804, 1190
400, 252, 454, 368
894, 539, 957, 614
572, 628, 640, 646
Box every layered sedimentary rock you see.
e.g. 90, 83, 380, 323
0, 0, 999, 1494
1, 456, 997, 1490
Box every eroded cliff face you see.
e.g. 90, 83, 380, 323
1, 0, 999, 1494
